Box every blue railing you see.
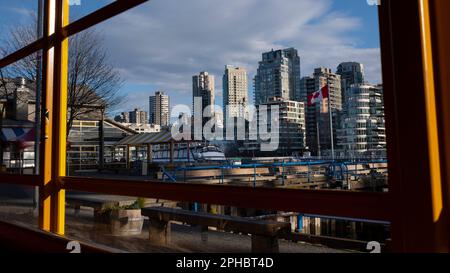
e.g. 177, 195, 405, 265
161, 166, 177, 182
161, 159, 388, 184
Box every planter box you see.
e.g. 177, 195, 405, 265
108, 209, 144, 236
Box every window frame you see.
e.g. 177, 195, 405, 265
0, 0, 448, 252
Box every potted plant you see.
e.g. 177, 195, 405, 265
99, 197, 146, 236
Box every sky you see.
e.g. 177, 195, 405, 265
0, 0, 382, 117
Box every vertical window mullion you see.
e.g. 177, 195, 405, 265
39, 0, 56, 232
50, 0, 69, 235
39, 0, 68, 235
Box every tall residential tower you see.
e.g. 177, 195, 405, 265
223, 65, 248, 119
337, 84, 386, 158
193, 71, 215, 125
254, 48, 301, 105
300, 68, 342, 156
129, 108, 148, 124
149, 91, 170, 127
336, 62, 365, 107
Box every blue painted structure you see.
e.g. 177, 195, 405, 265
158, 159, 388, 184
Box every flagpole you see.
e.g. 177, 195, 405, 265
327, 78, 335, 161
316, 119, 321, 159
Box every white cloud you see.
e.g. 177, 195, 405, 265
97, 0, 382, 110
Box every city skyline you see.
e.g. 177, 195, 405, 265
116, 58, 374, 123
0, 0, 382, 115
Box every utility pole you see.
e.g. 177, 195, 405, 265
99, 107, 105, 171
33, 0, 44, 210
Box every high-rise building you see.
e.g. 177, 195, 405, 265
254, 48, 301, 105
149, 91, 170, 127
336, 62, 365, 107
223, 65, 248, 119
193, 71, 215, 125
114, 112, 130, 123
337, 84, 386, 158
240, 98, 306, 156
129, 108, 148, 124
300, 68, 342, 156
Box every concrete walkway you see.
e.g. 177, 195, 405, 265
0, 199, 353, 253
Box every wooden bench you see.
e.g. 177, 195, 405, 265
141, 207, 291, 253
66, 194, 177, 220
66, 194, 136, 219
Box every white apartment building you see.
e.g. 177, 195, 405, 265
120, 123, 161, 134
149, 91, 170, 127
240, 98, 306, 156
337, 84, 386, 158
223, 65, 248, 119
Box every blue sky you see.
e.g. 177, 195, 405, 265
332, 0, 380, 47
0, 0, 381, 117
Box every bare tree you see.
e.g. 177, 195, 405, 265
67, 30, 123, 133
0, 21, 124, 135
0, 70, 13, 165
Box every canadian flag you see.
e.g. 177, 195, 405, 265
307, 85, 329, 106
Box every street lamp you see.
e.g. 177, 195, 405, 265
33, 0, 44, 211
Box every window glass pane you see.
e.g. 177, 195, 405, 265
69, 0, 115, 22
0, 52, 43, 175
65, 0, 387, 193
0, 0, 43, 56
65, 191, 389, 252
57, 0, 392, 253
0, 183, 38, 228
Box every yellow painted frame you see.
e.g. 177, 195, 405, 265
36, 0, 68, 235
418, 0, 446, 250
0, 0, 148, 233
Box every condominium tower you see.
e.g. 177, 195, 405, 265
254, 48, 301, 105
223, 65, 249, 120
239, 98, 306, 156
129, 108, 148, 124
300, 68, 342, 156
193, 71, 215, 125
336, 62, 365, 106
337, 84, 386, 158
149, 91, 170, 127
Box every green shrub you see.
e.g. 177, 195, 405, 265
99, 197, 145, 214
